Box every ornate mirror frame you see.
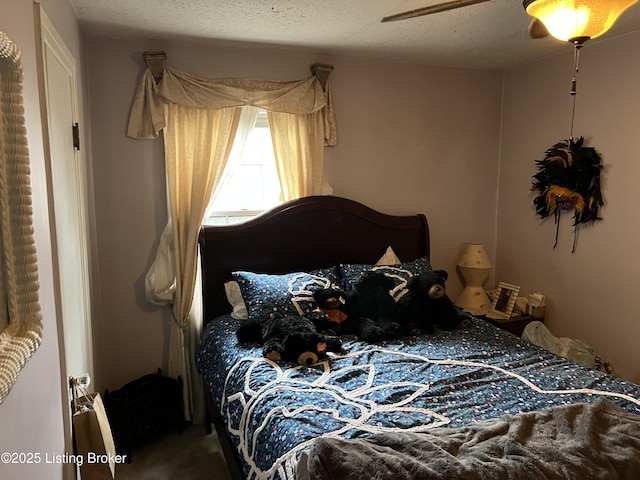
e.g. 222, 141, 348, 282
0, 30, 43, 403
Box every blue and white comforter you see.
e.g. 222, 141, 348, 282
196, 316, 640, 480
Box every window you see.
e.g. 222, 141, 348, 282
203, 107, 282, 225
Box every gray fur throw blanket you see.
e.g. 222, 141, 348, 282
307, 399, 640, 479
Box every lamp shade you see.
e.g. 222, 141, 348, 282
455, 244, 493, 315
523, 0, 638, 42
457, 244, 493, 270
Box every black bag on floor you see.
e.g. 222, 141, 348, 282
103, 368, 183, 462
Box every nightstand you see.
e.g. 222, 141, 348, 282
486, 314, 542, 337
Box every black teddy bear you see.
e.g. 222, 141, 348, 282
401, 269, 465, 334
311, 286, 350, 336
312, 273, 403, 343
237, 314, 343, 366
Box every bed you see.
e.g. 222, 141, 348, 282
195, 195, 640, 480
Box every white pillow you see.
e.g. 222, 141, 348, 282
224, 281, 248, 319
376, 246, 401, 265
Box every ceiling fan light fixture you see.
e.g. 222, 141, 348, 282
523, 0, 639, 42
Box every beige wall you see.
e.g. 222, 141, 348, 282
84, 36, 503, 390
499, 31, 640, 384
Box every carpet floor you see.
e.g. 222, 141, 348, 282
115, 424, 232, 480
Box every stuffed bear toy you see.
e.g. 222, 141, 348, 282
236, 314, 343, 366
311, 286, 350, 336
402, 269, 465, 334
311, 273, 405, 343
344, 271, 404, 343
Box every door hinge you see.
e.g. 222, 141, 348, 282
72, 123, 80, 151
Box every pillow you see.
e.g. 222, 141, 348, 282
339, 256, 432, 301
232, 267, 339, 320
376, 246, 401, 265
224, 281, 248, 319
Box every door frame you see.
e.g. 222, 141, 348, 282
34, 5, 94, 477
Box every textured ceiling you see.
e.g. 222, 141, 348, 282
71, 0, 640, 69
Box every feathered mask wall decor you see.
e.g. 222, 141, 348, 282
531, 137, 603, 252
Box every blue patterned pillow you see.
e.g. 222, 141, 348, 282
232, 267, 339, 320
339, 256, 432, 300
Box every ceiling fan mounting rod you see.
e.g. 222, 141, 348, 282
381, 0, 491, 23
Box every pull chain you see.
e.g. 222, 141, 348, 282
568, 39, 585, 253
568, 41, 583, 147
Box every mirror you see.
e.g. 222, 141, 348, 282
0, 30, 43, 403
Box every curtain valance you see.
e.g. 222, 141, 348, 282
127, 66, 337, 143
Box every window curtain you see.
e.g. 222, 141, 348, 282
142, 103, 241, 421
269, 111, 332, 200
127, 58, 336, 421
205, 105, 260, 219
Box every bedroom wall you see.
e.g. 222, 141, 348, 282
498, 31, 640, 384
84, 36, 503, 391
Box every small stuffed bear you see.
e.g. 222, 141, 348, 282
312, 286, 350, 335
345, 271, 404, 343
403, 269, 464, 334
237, 314, 343, 366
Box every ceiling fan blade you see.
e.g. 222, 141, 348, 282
381, 0, 491, 23
528, 18, 549, 39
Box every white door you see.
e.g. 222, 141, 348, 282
37, 9, 94, 385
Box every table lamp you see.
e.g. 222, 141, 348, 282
455, 243, 493, 315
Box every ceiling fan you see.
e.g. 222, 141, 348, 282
381, 0, 549, 39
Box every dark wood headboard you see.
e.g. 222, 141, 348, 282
198, 195, 429, 323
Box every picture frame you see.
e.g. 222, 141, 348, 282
489, 282, 520, 319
